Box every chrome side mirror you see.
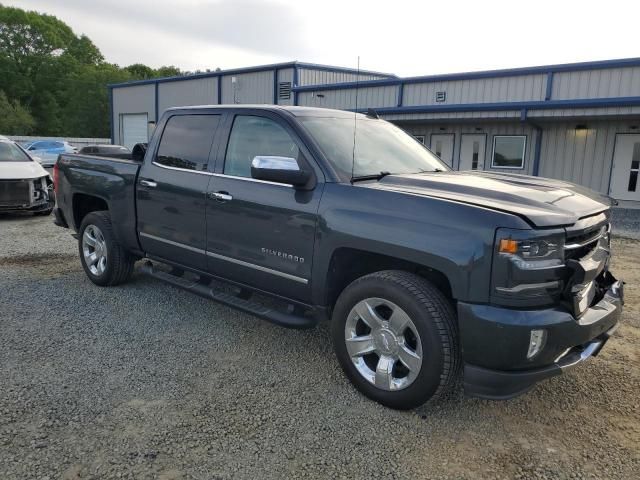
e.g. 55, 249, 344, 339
251, 156, 311, 187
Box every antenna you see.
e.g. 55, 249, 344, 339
350, 56, 360, 182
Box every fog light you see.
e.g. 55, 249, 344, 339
527, 329, 547, 359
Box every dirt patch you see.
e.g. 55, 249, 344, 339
0, 253, 79, 278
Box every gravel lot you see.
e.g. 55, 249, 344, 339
1, 214, 639, 480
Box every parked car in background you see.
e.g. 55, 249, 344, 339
0, 136, 54, 215
23, 140, 77, 167
79, 144, 131, 159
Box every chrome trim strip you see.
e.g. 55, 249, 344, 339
564, 231, 604, 250
139, 232, 308, 284
139, 232, 206, 254
150, 161, 293, 187
206, 250, 308, 284
495, 280, 560, 294
558, 339, 604, 371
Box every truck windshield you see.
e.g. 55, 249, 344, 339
0, 141, 32, 163
299, 116, 448, 180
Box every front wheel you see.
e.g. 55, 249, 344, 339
79, 211, 135, 286
331, 270, 460, 410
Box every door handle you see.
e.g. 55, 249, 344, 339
209, 191, 233, 202
140, 179, 157, 188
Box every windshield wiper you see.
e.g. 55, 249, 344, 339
351, 171, 392, 183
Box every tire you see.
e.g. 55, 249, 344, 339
78, 211, 135, 286
331, 270, 460, 410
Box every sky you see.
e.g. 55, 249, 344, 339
6, 0, 640, 77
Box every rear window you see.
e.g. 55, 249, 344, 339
155, 115, 221, 171
0, 141, 32, 163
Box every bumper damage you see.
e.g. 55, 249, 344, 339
460, 277, 623, 400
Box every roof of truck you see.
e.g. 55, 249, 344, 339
164, 105, 361, 119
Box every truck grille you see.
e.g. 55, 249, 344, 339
0, 180, 30, 206
564, 223, 609, 262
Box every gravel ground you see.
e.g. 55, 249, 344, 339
611, 207, 640, 240
1, 214, 639, 480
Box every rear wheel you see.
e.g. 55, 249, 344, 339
79, 211, 135, 286
331, 270, 459, 410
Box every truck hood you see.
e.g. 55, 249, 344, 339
364, 171, 613, 227
0, 161, 49, 180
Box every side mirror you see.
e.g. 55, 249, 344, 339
251, 156, 311, 187
131, 143, 147, 162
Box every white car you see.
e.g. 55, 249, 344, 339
0, 136, 55, 215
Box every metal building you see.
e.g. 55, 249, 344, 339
109, 58, 640, 204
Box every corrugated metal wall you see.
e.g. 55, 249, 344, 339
220, 70, 273, 104
400, 122, 538, 175
552, 67, 640, 99
403, 74, 546, 106
538, 121, 640, 194
276, 68, 295, 106
158, 77, 218, 116
112, 84, 155, 145
298, 68, 388, 86
298, 85, 398, 110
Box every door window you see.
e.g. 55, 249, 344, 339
155, 115, 220, 171
224, 115, 299, 178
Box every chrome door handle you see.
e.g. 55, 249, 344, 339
209, 191, 233, 201
140, 179, 157, 188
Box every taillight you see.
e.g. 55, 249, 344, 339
53, 162, 59, 191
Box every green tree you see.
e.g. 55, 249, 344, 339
0, 89, 35, 134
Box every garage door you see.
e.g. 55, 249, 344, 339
121, 113, 148, 150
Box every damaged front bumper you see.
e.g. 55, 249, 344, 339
459, 275, 623, 400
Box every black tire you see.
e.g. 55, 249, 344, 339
331, 270, 460, 410
78, 211, 135, 286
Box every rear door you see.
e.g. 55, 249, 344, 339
137, 112, 223, 270
121, 113, 149, 150
204, 111, 323, 302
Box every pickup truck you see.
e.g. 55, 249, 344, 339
53, 105, 623, 409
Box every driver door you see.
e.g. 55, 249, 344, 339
205, 112, 323, 302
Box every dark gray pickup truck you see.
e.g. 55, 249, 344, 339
53, 105, 623, 409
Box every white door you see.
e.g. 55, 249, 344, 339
609, 134, 640, 201
459, 134, 486, 171
430, 134, 454, 167
121, 113, 149, 150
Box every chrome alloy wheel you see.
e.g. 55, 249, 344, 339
345, 297, 423, 391
82, 225, 108, 276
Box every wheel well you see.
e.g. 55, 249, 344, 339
73, 194, 108, 229
325, 248, 453, 309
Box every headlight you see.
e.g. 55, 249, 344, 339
491, 228, 566, 307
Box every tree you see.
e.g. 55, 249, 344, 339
0, 90, 35, 134
0, 4, 184, 137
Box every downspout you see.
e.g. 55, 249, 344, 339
523, 107, 544, 177
293, 64, 299, 106
108, 86, 115, 145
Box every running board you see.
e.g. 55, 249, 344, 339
139, 261, 318, 329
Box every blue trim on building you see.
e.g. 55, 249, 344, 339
397, 83, 404, 107
520, 109, 527, 121
108, 60, 396, 90
545, 72, 554, 101
353, 96, 640, 115
532, 127, 543, 176
293, 65, 299, 106
108, 86, 115, 144
217, 77, 222, 105
154, 83, 159, 122
273, 69, 279, 105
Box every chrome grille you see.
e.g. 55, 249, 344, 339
0, 180, 30, 206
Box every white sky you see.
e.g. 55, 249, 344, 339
6, 0, 640, 77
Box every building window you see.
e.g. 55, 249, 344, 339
491, 135, 526, 169
413, 135, 425, 144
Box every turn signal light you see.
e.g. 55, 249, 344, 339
499, 239, 518, 254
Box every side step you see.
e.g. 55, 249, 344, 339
139, 261, 318, 329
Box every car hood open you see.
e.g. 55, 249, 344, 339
363, 171, 614, 227
0, 161, 49, 180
